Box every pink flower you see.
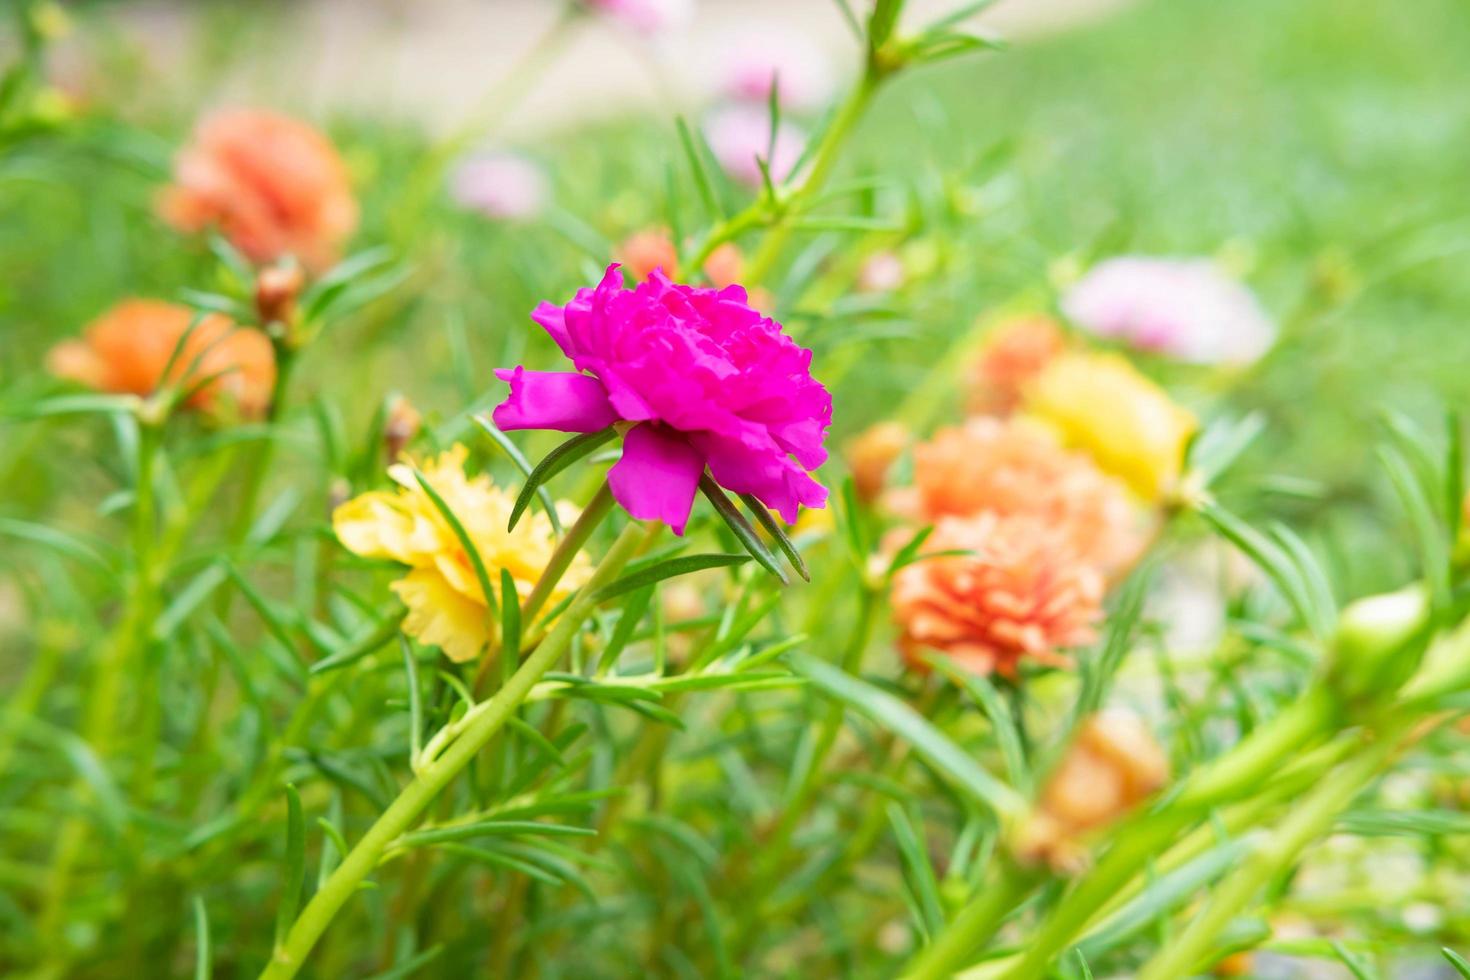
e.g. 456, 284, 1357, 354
494, 265, 831, 535
450, 153, 548, 222
704, 105, 807, 189
585, 0, 693, 35
1061, 257, 1276, 365
719, 29, 834, 111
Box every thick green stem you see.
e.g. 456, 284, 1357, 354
902, 861, 1042, 980
259, 516, 643, 980
1135, 721, 1411, 980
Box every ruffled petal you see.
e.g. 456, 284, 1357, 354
391, 568, 488, 663
492, 367, 618, 433
607, 423, 704, 536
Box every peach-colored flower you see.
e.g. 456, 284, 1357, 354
1018, 708, 1169, 871
160, 109, 358, 271
48, 299, 275, 417
890, 513, 1103, 679
702, 242, 744, 288
967, 314, 1066, 415
845, 421, 908, 504
894, 417, 1144, 575
617, 229, 679, 281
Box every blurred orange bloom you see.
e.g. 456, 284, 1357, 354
967, 314, 1066, 415
617, 229, 679, 281
160, 109, 358, 271
48, 299, 275, 417
702, 242, 744, 288
894, 417, 1144, 575
846, 421, 909, 504
890, 513, 1103, 679
1019, 708, 1169, 871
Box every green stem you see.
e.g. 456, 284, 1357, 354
260, 516, 643, 980
741, 73, 881, 287
1134, 721, 1412, 980
902, 861, 1042, 980
39, 418, 163, 951
473, 483, 615, 696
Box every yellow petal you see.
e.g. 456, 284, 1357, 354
391, 568, 488, 663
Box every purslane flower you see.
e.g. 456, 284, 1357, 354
718, 28, 834, 111
893, 417, 1145, 575
450, 152, 549, 222
1062, 256, 1276, 365
704, 105, 807, 189
159, 109, 358, 271
1024, 352, 1197, 502
584, 0, 693, 35
494, 265, 831, 534
890, 513, 1103, 679
334, 445, 588, 663
48, 299, 275, 418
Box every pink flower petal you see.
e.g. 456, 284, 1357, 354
608, 423, 705, 536
493, 367, 618, 432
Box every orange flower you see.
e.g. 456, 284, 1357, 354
160, 109, 357, 271
617, 229, 679, 281
890, 513, 1103, 679
894, 417, 1144, 575
967, 314, 1066, 415
48, 299, 275, 417
1018, 708, 1169, 871
846, 421, 909, 504
702, 242, 744, 288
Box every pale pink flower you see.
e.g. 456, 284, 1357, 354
719, 29, 834, 111
704, 105, 807, 189
585, 0, 693, 35
1062, 257, 1276, 365
450, 153, 549, 222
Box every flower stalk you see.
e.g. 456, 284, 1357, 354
260, 511, 644, 980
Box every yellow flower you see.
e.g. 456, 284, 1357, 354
333, 444, 587, 663
1023, 352, 1196, 502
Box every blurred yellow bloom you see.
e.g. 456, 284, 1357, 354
1024, 353, 1196, 502
333, 445, 587, 663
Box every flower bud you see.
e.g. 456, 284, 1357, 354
1016, 709, 1169, 872
1327, 585, 1432, 707
255, 261, 305, 328
383, 395, 422, 463
845, 421, 908, 504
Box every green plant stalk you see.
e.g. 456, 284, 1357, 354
473, 483, 615, 696
740, 73, 882, 287
260, 517, 643, 980
753, 583, 878, 883
902, 859, 1043, 980
222, 344, 298, 579
39, 418, 162, 951
918, 683, 1339, 980
1134, 719, 1413, 980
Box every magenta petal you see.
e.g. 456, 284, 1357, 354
492, 367, 618, 432
608, 424, 704, 536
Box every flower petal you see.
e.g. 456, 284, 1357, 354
607, 423, 704, 536
391, 567, 488, 663
492, 367, 619, 432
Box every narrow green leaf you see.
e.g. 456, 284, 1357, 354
929, 654, 1029, 794
738, 492, 810, 581
0, 517, 110, 572
274, 784, 306, 949
473, 415, 562, 535
412, 465, 498, 625
500, 567, 521, 666
1330, 940, 1378, 980
1073, 949, 1095, 980
594, 585, 655, 675
192, 896, 211, 980
1443, 948, 1470, 979
506, 715, 567, 768
1447, 411, 1464, 543
1199, 502, 1322, 637
595, 553, 750, 602
401, 820, 595, 848
675, 115, 723, 220
888, 803, 945, 939
509, 428, 617, 530
400, 636, 423, 764
788, 652, 1026, 818
364, 944, 445, 980
700, 475, 788, 584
